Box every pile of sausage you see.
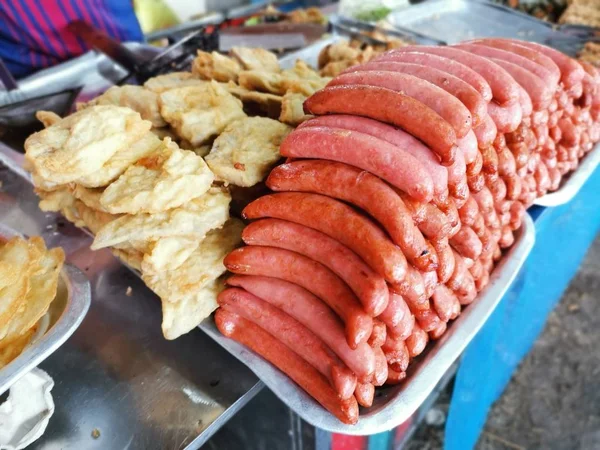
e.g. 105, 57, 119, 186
214, 38, 600, 425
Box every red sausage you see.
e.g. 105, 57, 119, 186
298, 115, 449, 201
242, 218, 389, 316
354, 383, 375, 408
382, 335, 410, 372
430, 322, 448, 340
267, 160, 436, 272
224, 246, 374, 349
468, 172, 485, 192
372, 347, 388, 387
379, 291, 415, 340
368, 319, 387, 348
448, 148, 469, 202
386, 367, 407, 385
467, 150, 483, 177
327, 71, 472, 138
405, 324, 429, 358
457, 130, 479, 165
346, 61, 487, 126
488, 101, 522, 133
473, 113, 498, 148
215, 309, 359, 424
458, 195, 480, 226
281, 126, 434, 202
243, 192, 407, 284
401, 194, 453, 240
434, 238, 456, 284
481, 145, 499, 175
303, 85, 458, 166
373, 51, 493, 101
496, 145, 517, 177
390, 264, 427, 310
414, 305, 443, 332
219, 288, 357, 399
422, 268, 439, 299
450, 226, 483, 260
227, 275, 376, 382
389, 46, 520, 105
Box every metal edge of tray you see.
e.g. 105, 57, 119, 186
199, 213, 535, 434
0, 233, 91, 395
534, 142, 600, 207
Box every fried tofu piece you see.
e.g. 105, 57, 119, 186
0, 240, 32, 339
37, 187, 76, 213
99, 138, 214, 214
230, 47, 280, 72
36, 110, 61, 128
143, 218, 244, 302
80, 85, 167, 127
144, 72, 206, 93
91, 187, 231, 250
279, 92, 312, 126
239, 64, 329, 96
112, 248, 144, 271
161, 277, 225, 340
206, 117, 291, 187
159, 81, 246, 146
25, 105, 152, 184
238, 70, 286, 95
76, 132, 162, 188
192, 51, 242, 82
141, 236, 201, 273
72, 185, 108, 213
74, 201, 120, 235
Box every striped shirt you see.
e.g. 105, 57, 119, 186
0, 0, 143, 78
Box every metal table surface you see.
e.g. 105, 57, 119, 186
0, 145, 262, 449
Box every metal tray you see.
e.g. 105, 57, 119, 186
199, 213, 535, 434
534, 143, 600, 207
0, 225, 91, 395
385, 0, 580, 56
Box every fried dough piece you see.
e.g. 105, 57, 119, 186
99, 138, 214, 214
25, 105, 151, 184
80, 85, 167, 127
74, 201, 120, 235
143, 218, 244, 302
205, 117, 291, 187
144, 72, 206, 93
159, 81, 246, 146
141, 236, 201, 273
238, 64, 329, 96
238, 70, 286, 95
0, 327, 36, 368
37, 187, 76, 212
230, 47, 280, 72
91, 187, 231, 250
76, 132, 162, 188
72, 185, 107, 212
279, 92, 312, 125
192, 51, 242, 82
112, 248, 144, 271
36, 110, 61, 128
161, 277, 225, 340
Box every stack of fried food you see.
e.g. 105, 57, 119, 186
25, 54, 292, 339
578, 41, 600, 67
214, 38, 600, 424
317, 36, 411, 77
559, 0, 600, 27
0, 236, 64, 368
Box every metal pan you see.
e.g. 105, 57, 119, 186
0, 225, 91, 395
199, 214, 535, 434
534, 143, 600, 207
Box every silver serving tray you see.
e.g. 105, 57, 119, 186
199, 214, 534, 434
0, 225, 91, 395
534, 142, 600, 207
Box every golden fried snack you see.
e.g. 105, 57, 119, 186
205, 117, 291, 187
72, 185, 108, 212
35, 110, 61, 128
159, 81, 246, 146
279, 92, 312, 126
144, 72, 206, 93
141, 236, 201, 273
99, 138, 214, 214
230, 46, 280, 72
192, 51, 242, 83
79, 85, 167, 127
24, 105, 152, 184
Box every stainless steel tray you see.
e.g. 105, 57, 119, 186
534, 143, 600, 207
386, 0, 580, 56
0, 226, 91, 395
200, 214, 535, 434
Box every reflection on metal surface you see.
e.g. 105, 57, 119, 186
0, 143, 260, 450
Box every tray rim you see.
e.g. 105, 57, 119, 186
0, 225, 91, 395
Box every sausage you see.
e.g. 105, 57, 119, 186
267, 160, 436, 272
456, 42, 558, 92
434, 238, 456, 284
281, 126, 434, 202
548, 166, 562, 192
509, 200, 525, 230
496, 145, 517, 177
473, 113, 498, 148
458, 195, 480, 226
303, 85, 458, 166
386, 367, 407, 385
481, 145, 499, 175
558, 118, 579, 146
535, 163, 551, 195
224, 246, 374, 349
379, 291, 415, 340
499, 227, 515, 248
354, 383, 375, 407
368, 319, 387, 348
429, 322, 448, 340
488, 100, 522, 133
216, 309, 359, 424
475, 268, 491, 292
457, 130, 479, 165
405, 324, 429, 358
473, 185, 495, 213
243, 193, 407, 284
450, 226, 483, 260
515, 82, 534, 118
373, 347, 388, 387
414, 305, 443, 332
346, 61, 487, 126
470, 259, 484, 281
382, 334, 410, 371
486, 175, 507, 205
507, 141, 530, 169
456, 272, 478, 305
513, 40, 585, 89
448, 148, 469, 202
327, 71, 472, 138
226, 275, 376, 382
242, 218, 389, 316
466, 38, 561, 87
447, 250, 469, 294
219, 288, 357, 399
389, 264, 427, 310
439, 197, 460, 229
373, 51, 493, 101
298, 115, 449, 201
422, 268, 439, 299
467, 150, 483, 177
401, 194, 453, 240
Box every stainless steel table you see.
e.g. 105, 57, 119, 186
0, 145, 261, 449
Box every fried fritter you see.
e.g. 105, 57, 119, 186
144, 72, 206, 93
141, 236, 201, 273
159, 81, 246, 146
279, 92, 312, 126
35, 110, 61, 128
192, 51, 242, 83
230, 47, 280, 72
205, 117, 291, 187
